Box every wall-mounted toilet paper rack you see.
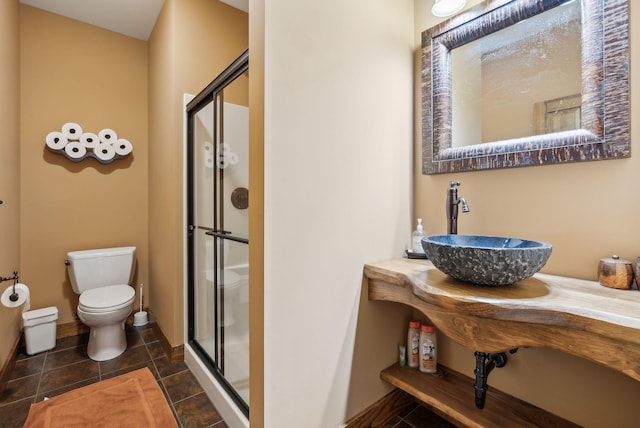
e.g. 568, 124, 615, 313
45, 122, 133, 164
0, 271, 20, 302
0, 271, 19, 283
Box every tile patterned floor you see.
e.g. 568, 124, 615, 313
383, 402, 457, 428
0, 324, 465, 428
0, 323, 227, 428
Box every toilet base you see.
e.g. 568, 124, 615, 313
77, 301, 133, 362
86, 322, 127, 361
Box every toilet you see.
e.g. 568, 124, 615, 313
66, 246, 136, 361
205, 239, 247, 326
205, 265, 243, 326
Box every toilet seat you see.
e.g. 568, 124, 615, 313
79, 284, 135, 313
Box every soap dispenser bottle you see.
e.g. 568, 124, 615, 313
412, 218, 425, 254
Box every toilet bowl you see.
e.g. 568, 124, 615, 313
66, 247, 137, 361
204, 239, 247, 326
206, 268, 243, 326
76, 284, 135, 361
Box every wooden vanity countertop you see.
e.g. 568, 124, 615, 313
364, 258, 640, 382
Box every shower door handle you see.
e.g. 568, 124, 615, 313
206, 230, 249, 245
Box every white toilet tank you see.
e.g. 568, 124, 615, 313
67, 246, 136, 294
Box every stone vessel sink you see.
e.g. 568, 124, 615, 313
421, 234, 552, 286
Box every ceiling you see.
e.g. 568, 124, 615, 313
19, 0, 248, 41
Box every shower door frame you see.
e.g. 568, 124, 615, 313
186, 50, 249, 417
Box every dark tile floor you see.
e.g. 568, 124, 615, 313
0, 323, 227, 428
0, 324, 463, 428
383, 402, 456, 428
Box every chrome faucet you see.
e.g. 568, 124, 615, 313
447, 181, 470, 234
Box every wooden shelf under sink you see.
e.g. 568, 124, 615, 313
365, 258, 640, 383
365, 258, 640, 427
380, 363, 578, 428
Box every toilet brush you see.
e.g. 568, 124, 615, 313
133, 283, 149, 326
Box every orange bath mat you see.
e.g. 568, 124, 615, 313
23, 367, 177, 427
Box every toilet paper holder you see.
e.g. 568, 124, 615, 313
45, 122, 134, 164
0, 271, 20, 302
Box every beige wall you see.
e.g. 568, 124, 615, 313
0, 0, 21, 368
19, 6, 149, 324
259, 0, 414, 426
248, 0, 265, 424
148, 0, 247, 345
415, 1, 640, 426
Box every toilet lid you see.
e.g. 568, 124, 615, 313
79, 284, 135, 310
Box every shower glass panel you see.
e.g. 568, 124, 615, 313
187, 51, 249, 415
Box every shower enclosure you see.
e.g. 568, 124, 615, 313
186, 50, 249, 416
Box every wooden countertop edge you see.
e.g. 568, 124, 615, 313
364, 258, 640, 382
364, 259, 640, 332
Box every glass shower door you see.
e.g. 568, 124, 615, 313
187, 51, 249, 415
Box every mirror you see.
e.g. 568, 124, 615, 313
422, 0, 629, 174
451, 0, 581, 146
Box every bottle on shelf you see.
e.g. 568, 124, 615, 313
419, 324, 437, 373
407, 320, 421, 368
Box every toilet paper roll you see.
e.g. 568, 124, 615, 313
1, 283, 30, 312
64, 142, 88, 161
113, 138, 133, 156
98, 128, 118, 145
93, 144, 116, 163
45, 131, 68, 150
80, 132, 100, 149
61, 122, 83, 141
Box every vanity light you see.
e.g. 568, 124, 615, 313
431, 0, 466, 17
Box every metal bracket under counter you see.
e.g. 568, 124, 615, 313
364, 258, 640, 383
